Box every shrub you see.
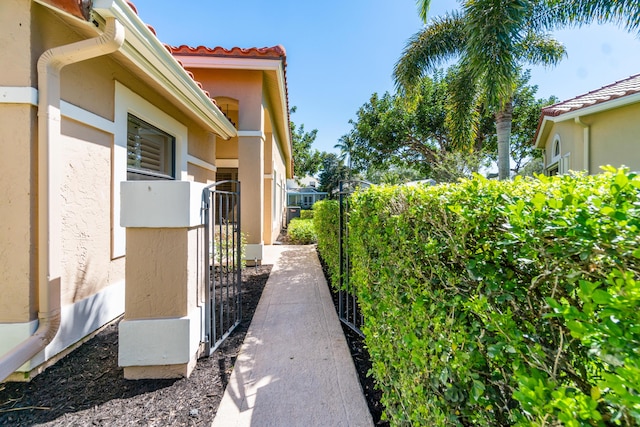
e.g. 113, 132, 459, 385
313, 199, 340, 286
287, 218, 317, 244
300, 209, 314, 220
343, 169, 640, 426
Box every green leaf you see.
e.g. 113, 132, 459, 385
591, 290, 612, 305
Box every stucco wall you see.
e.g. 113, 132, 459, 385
0, 104, 37, 322
589, 103, 640, 171
125, 228, 197, 320
1, 4, 217, 326
60, 119, 125, 304
1, 0, 33, 86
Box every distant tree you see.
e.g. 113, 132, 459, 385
317, 153, 350, 196
365, 164, 424, 185
397, 2, 566, 179
346, 71, 493, 179
290, 106, 324, 179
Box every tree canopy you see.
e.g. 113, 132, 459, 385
290, 106, 325, 180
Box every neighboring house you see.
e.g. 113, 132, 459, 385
286, 177, 327, 209
171, 45, 293, 262
534, 74, 640, 175
0, 0, 290, 381
287, 187, 328, 209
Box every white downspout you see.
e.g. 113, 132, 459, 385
575, 116, 590, 174
0, 17, 125, 382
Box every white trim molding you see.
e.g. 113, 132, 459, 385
187, 155, 216, 173
238, 130, 266, 140
113, 81, 190, 256
118, 308, 202, 367
0, 86, 38, 105
0, 86, 115, 134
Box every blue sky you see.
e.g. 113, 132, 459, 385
131, 0, 640, 154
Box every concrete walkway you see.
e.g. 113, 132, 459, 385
212, 245, 373, 427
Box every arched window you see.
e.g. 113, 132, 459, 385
552, 136, 561, 161
547, 135, 562, 176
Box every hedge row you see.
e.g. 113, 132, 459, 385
315, 168, 640, 426
286, 217, 317, 244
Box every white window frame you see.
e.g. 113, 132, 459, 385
547, 134, 563, 176
113, 82, 188, 258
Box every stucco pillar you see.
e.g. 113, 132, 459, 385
119, 181, 206, 379
238, 133, 264, 264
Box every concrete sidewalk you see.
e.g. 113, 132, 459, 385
212, 245, 373, 427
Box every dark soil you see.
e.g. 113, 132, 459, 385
0, 242, 387, 426
0, 266, 271, 427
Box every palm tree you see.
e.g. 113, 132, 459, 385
396, 1, 566, 180
334, 133, 355, 173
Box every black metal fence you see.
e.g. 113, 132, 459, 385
202, 180, 242, 355
337, 180, 371, 337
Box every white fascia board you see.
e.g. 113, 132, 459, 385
91, 0, 237, 140
174, 56, 282, 72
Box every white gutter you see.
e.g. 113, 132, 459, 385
0, 17, 125, 383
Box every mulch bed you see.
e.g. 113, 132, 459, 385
0, 266, 271, 427
0, 243, 388, 426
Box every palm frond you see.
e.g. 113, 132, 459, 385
394, 11, 467, 91
416, 0, 433, 23
545, 0, 640, 33
464, 0, 530, 108
519, 32, 566, 66
444, 65, 481, 150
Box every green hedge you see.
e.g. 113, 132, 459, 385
317, 169, 640, 426
287, 218, 317, 244
300, 209, 314, 220
313, 199, 340, 285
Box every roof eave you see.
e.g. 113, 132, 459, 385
534, 91, 640, 149
91, 0, 237, 139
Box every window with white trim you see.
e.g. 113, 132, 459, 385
547, 135, 562, 176
127, 114, 175, 180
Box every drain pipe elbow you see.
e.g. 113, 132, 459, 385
0, 17, 124, 383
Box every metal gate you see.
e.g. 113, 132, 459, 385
202, 180, 242, 355
338, 180, 370, 337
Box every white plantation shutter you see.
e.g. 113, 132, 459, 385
127, 115, 175, 180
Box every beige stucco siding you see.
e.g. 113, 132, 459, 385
60, 119, 125, 305
0, 104, 37, 322
0, 3, 218, 322
125, 228, 195, 320
1, 0, 33, 86
188, 163, 216, 184
589, 104, 640, 171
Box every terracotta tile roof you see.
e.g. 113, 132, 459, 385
541, 73, 640, 117
169, 45, 287, 66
